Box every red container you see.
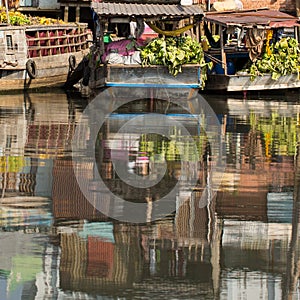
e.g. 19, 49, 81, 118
39, 32, 46, 46
26, 34, 35, 47
49, 31, 55, 45
41, 49, 48, 56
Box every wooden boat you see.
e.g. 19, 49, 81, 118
202, 9, 300, 92
90, 64, 203, 89
0, 22, 92, 91
84, 1, 204, 94
205, 72, 300, 92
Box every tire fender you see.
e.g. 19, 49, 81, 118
69, 55, 76, 71
26, 59, 37, 79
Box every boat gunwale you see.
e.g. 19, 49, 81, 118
0, 22, 89, 31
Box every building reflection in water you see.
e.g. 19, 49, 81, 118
0, 90, 299, 299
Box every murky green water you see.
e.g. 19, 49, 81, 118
0, 88, 299, 299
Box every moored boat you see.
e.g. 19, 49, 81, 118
80, 1, 206, 96
202, 9, 300, 92
0, 13, 92, 91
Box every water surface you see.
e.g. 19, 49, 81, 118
0, 89, 299, 299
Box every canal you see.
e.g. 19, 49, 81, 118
0, 88, 299, 299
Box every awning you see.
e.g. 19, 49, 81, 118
91, 2, 204, 18
269, 19, 300, 28
204, 9, 300, 28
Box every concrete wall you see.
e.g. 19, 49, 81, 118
19, 0, 60, 9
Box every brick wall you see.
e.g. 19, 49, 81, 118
241, 0, 296, 13
193, 0, 296, 14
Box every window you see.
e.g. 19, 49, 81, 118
20, 0, 38, 7
6, 35, 13, 50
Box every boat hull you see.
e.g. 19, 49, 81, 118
205, 72, 300, 92
90, 64, 203, 90
0, 51, 88, 91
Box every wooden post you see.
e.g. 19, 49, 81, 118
64, 5, 69, 23
296, 0, 300, 17
76, 6, 80, 23
5, 0, 10, 24
295, 0, 300, 41
99, 20, 105, 55
219, 25, 227, 75
196, 22, 200, 43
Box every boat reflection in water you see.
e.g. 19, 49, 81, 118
0, 89, 299, 299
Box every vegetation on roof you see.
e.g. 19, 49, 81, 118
0, 8, 66, 25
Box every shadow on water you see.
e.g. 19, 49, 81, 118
0, 88, 299, 299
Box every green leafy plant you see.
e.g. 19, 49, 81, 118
139, 36, 212, 88
249, 37, 300, 81
0, 8, 65, 25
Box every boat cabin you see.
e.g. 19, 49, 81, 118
0, 23, 91, 70
203, 9, 300, 75
0, 25, 28, 70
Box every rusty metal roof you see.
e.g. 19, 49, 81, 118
204, 9, 300, 28
91, 2, 203, 18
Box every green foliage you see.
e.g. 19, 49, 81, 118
0, 8, 65, 25
139, 36, 212, 88
249, 37, 300, 81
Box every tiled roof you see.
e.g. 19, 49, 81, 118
91, 2, 203, 17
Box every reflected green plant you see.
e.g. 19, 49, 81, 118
139, 129, 207, 162
249, 112, 298, 156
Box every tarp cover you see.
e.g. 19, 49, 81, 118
204, 9, 300, 28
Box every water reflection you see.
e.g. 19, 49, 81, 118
0, 89, 299, 299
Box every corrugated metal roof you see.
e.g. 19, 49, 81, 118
204, 9, 300, 27
92, 2, 203, 17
